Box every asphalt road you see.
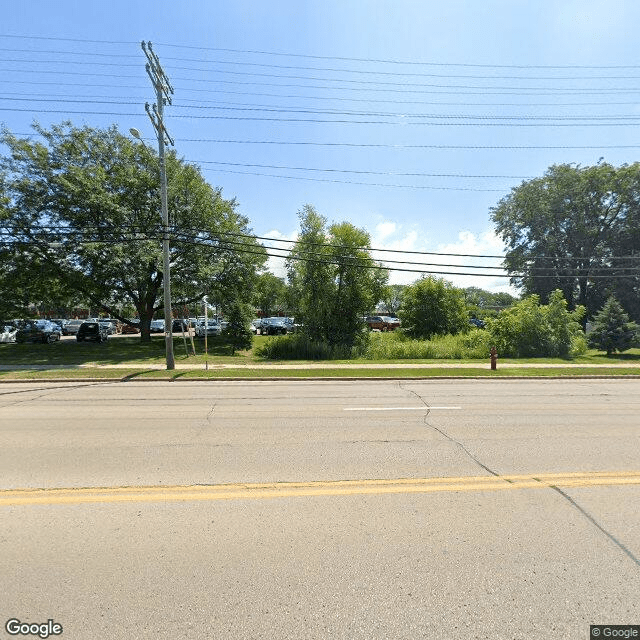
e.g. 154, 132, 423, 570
0, 379, 638, 639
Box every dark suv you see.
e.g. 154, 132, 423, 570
76, 321, 109, 343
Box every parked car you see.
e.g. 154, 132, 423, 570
49, 319, 66, 332
469, 318, 486, 329
121, 320, 140, 334
16, 320, 62, 344
251, 319, 263, 334
1, 325, 18, 343
259, 317, 291, 335
76, 321, 109, 343
172, 319, 190, 333
365, 316, 392, 331
382, 316, 401, 330
196, 320, 222, 337
99, 320, 114, 335
62, 319, 84, 336
150, 319, 165, 333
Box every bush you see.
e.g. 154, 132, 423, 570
255, 332, 369, 360
398, 276, 469, 339
486, 290, 585, 358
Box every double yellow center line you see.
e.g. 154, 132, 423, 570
1, 471, 639, 507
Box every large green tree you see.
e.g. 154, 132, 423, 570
286, 205, 388, 348
1, 123, 265, 340
491, 162, 640, 321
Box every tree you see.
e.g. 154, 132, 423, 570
464, 287, 517, 310
588, 296, 639, 355
399, 276, 468, 339
486, 290, 586, 358
381, 284, 405, 315
286, 205, 388, 349
252, 273, 288, 317
222, 299, 254, 355
491, 162, 640, 320
0, 123, 265, 340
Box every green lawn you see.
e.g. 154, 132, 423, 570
0, 335, 259, 366
1, 366, 639, 382
1, 335, 639, 381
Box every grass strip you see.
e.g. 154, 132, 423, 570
1, 367, 639, 381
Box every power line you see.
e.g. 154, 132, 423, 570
5, 224, 640, 262
8, 49, 640, 81
9, 130, 640, 150
2, 34, 640, 70
7, 82, 640, 108
3, 232, 637, 279
192, 159, 531, 179
7, 96, 640, 122
4, 66, 640, 95
199, 168, 508, 191
6, 90, 640, 108
177, 138, 640, 150
4, 106, 639, 127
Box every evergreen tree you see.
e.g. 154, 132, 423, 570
222, 299, 254, 355
588, 297, 639, 355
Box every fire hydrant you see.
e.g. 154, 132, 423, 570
490, 346, 497, 370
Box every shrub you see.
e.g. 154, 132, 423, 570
588, 297, 639, 355
486, 290, 585, 358
398, 276, 469, 339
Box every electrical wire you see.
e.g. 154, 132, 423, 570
10, 131, 640, 151
4, 224, 640, 262
9, 49, 640, 82
4, 66, 640, 96
2, 232, 637, 279
7, 96, 640, 122
1, 34, 639, 70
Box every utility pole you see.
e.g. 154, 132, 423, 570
142, 40, 175, 370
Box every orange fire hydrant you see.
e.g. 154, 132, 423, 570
490, 346, 497, 370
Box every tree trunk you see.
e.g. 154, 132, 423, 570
136, 301, 155, 343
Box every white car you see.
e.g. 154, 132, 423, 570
1, 325, 18, 343
196, 320, 222, 337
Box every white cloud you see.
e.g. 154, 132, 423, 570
262, 228, 298, 280
374, 221, 396, 241
370, 222, 517, 293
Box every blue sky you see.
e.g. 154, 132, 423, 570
2, 1, 640, 291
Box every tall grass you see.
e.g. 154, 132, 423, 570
363, 329, 493, 360
255, 329, 493, 360
255, 333, 363, 360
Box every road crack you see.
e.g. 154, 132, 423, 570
398, 382, 500, 477
550, 486, 640, 568
398, 382, 640, 569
